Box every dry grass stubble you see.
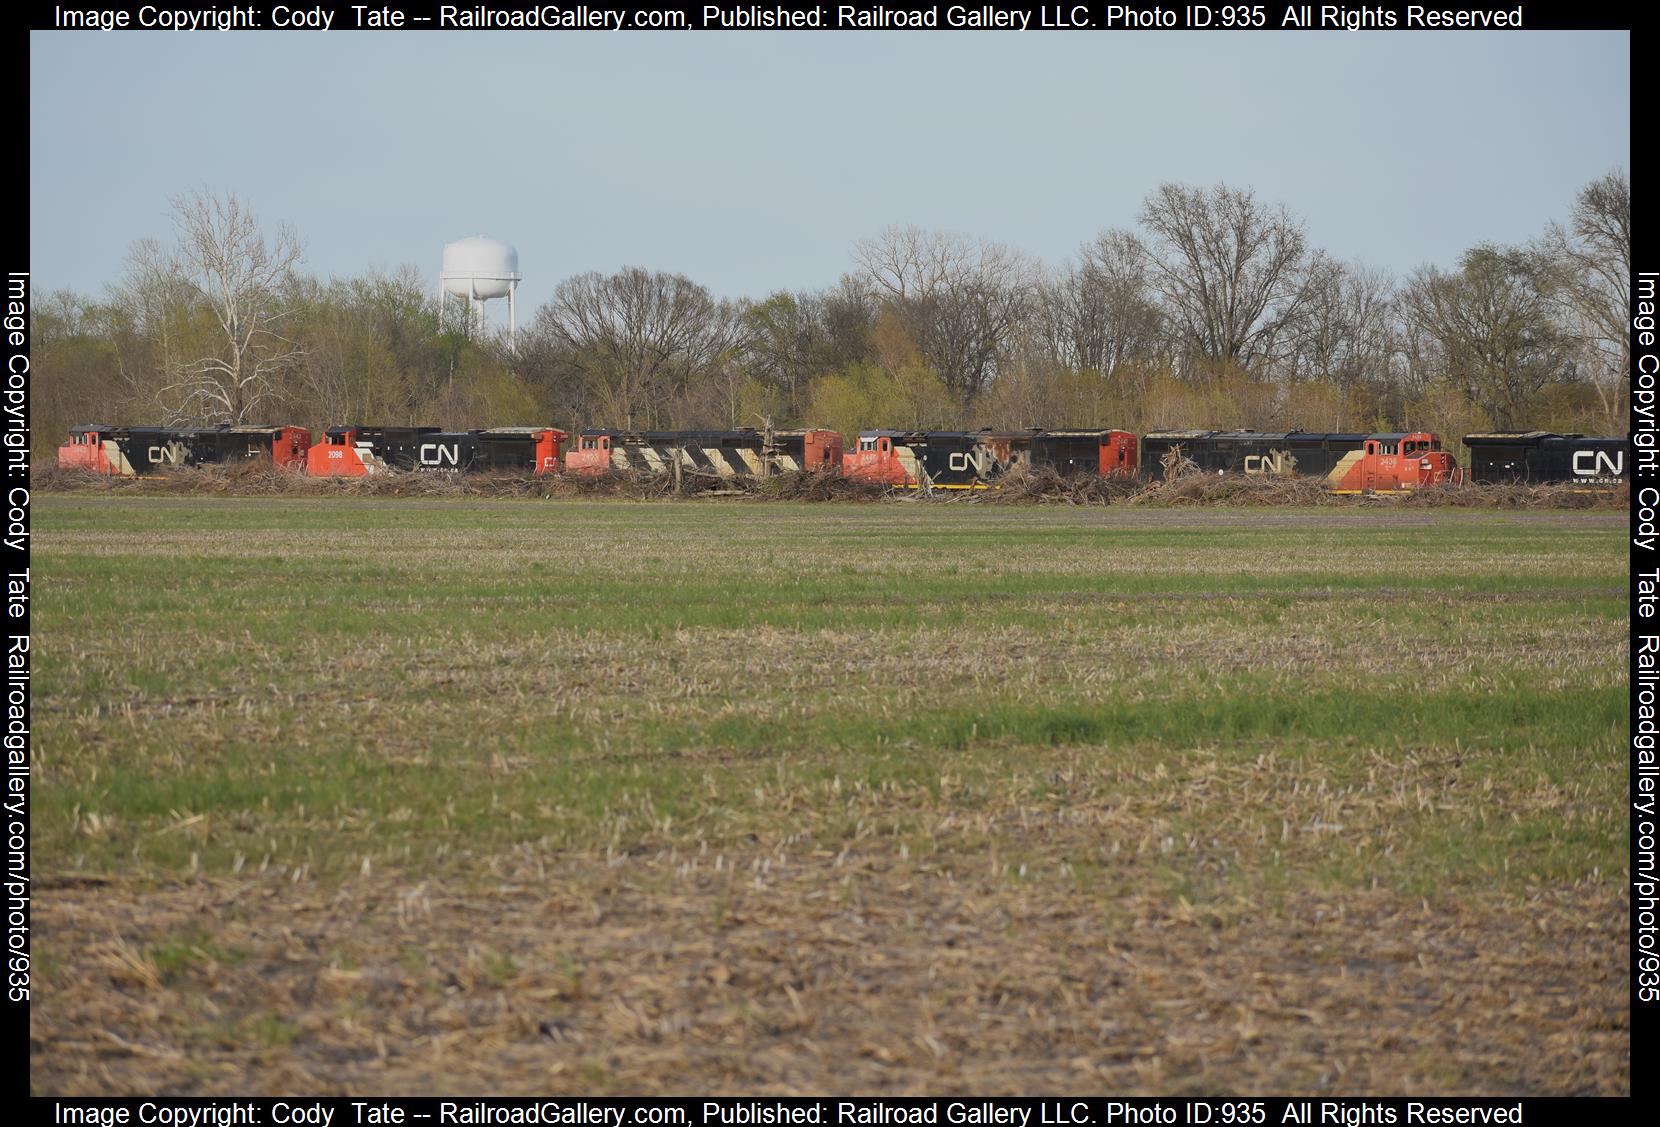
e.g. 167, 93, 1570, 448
28, 500, 1629, 1095
35, 860, 1625, 1095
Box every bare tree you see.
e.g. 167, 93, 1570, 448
1136, 182, 1322, 373
536, 267, 741, 428
107, 236, 199, 408
1401, 244, 1575, 428
1037, 229, 1165, 377
288, 266, 435, 427
156, 190, 306, 423
1281, 260, 1398, 388
854, 226, 1038, 399
740, 292, 815, 411
31, 290, 124, 451
1535, 170, 1630, 431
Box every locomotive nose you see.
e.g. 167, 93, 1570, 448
1420, 453, 1457, 486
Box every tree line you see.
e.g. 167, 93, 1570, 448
32, 174, 1630, 460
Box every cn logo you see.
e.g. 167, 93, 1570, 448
147, 444, 184, 465
947, 451, 991, 474
419, 443, 461, 466
1572, 450, 1623, 477
1244, 451, 1293, 474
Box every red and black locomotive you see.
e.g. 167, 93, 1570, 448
843, 428, 1140, 488
57, 424, 311, 476
305, 426, 566, 476
1137, 429, 1460, 493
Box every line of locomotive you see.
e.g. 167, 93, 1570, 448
57, 422, 1630, 490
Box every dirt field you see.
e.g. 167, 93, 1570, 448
28, 498, 1630, 1094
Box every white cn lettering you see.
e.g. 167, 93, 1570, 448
1573, 450, 1623, 476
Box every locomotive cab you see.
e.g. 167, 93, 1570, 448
1332, 432, 1456, 492
843, 431, 914, 486
306, 426, 384, 476
58, 426, 126, 475
565, 433, 615, 476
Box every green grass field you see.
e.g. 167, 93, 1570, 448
30, 497, 1629, 1094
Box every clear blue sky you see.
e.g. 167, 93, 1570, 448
31, 30, 1629, 314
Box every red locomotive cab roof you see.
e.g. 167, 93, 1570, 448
1368, 431, 1443, 448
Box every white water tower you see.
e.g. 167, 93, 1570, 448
441, 236, 521, 344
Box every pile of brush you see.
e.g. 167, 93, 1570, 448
1127, 448, 1330, 507
541, 469, 683, 500
971, 465, 1138, 505
760, 469, 892, 503
1394, 480, 1628, 510
32, 462, 314, 496
1134, 471, 1335, 507
34, 462, 546, 497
